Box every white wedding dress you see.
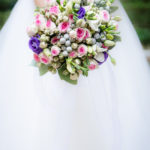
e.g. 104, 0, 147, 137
0, 0, 150, 150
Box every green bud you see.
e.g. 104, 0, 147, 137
63, 70, 69, 76
75, 59, 81, 65
72, 43, 78, 49
106, 34, 114, 40
113, 16, 121, 21
100, 25, 106, 30
70, 73, 78, 81
104, 40, 115, 47
43, 48, 51, 57
52, 62, 61, 69
88, 46, 93, 53
86, 38, 93, 45
53, 56, 59, 62
48, 66, 54, 72
59, 53, 64, 59
67, 63, 75, 74
51, 15, 57, 22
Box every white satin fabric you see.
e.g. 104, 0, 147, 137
0, 0, 150, 150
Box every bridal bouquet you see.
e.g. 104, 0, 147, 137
27, 0, 121, 84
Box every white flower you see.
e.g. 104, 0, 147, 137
94, 53, 105, 62
87, 20, 100, 31
76, 19, 86, 28
26, 24, 38, 37
100, 10, 110, 23
66, 1, 73, 14
69, 30, 76, 39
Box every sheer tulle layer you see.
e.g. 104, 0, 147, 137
0, 0, 150, 150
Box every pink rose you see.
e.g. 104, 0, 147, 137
51, 46, 60, 56
51, 36, 60, 44
58, 22, 70, 33
101, 10, 110, 23
45, 20, 56, 33
33, 53, 40, 62
76, 28, 85, 41
83, 29, 91, 40
78, 44, 87, 57
49, 6, 59, 15
40, 54, 50, 64
69, 51, 77, 58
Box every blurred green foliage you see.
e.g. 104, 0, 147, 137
0, 0, 150, 46
121, 0, 150, 46
0, 0, 17, 30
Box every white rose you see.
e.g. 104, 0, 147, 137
27, 24, 38, 37
100, 10, 110, 23
69, 30, 76, 39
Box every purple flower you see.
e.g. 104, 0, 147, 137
29, 37, 43, 54
77, 7, 86, 19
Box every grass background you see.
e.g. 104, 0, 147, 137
0, 0, 150, 47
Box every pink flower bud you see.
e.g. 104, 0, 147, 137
40, 54, 50, 64
102, 44, 109, 50
88, 59, 98, 70
69, 14, 74, 23
33, 53, 40, 62
51, 36, 60, 44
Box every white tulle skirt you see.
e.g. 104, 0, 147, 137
0, 0, 150, 150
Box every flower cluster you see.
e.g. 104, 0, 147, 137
27, 0, 121, 84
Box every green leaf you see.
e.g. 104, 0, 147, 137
56, 0, 60, 5
58, 64, 78, 85
39, 63, 49, 76
63, 0, 67, 6
110, 6, 119, 13
114, 35, 122, 42
59, 5, 65, 12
